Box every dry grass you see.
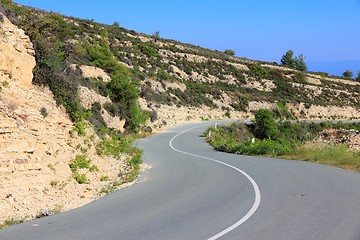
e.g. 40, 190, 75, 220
282, 143, 360, 172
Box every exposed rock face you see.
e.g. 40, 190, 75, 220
168, 65, 188, 79
101, 109, 126, 131
0, 13, 35, 88
288, 103, 360, 120
0, 14, 129, 223
315, 129, 360, 150
78, 65, 111, 82
78, 86, 111, 109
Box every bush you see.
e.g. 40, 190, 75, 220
138, 43, 158, 57
40, 107, 48, 118
343, 69, 353, 78
224, 49, 235, 56
74, 173, 87, 184
73, 121, 87, 136
88, 102, 107, 130
156, 69, 169, 81
273, 101, 294, 120
235, 139, 295, 156
149, 109, 158, 122
96, 132, 135, 158
248, 64, 268, 79
69, 155, 90, 171
253, 109, 279, 140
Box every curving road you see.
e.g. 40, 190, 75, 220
1, 122, 360, 239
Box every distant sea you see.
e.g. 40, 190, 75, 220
307, 60, 360, 77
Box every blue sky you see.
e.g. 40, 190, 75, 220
13, 0, 360, 76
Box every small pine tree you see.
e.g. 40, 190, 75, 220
281, 50, 295, 68
355, 71, 360, 81
281, 50, 307, 72
295, 54, 307, 72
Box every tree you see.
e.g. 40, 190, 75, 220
153, 30, 160, 42
281, 50, 307, 72
224, 49, 235, 56
343, 69, 353, 78
281, 50, 295, 68
295, 54, 307, 72
253, 109, 279, 140
112, 21, 119, 28
355, 71, 360, 81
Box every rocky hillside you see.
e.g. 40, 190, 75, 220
0, 12, 138, 224
1, 1, 359, 135
0, 0, 359, 226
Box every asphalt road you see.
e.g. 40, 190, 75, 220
1, 121, 360, 240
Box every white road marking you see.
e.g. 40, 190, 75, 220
169, 124, 261, 240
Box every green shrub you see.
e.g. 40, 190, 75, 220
88, 102, 107, 130
2, 81, 9, 88
69, 155, 90, 172
96, 132, 132, 158
235, 139, 295, 156
248, 64, 269, 79
107, 71, 148, 132
40, 107, 48, 118
100, 175, 109, 181
73, 121, 87, 136
138, 43, 159, 57
293, 72, 307, 84
0, 218, 24, 229
273, 101, 294, 120
129, 148, 143, 167
224, 49, 235, 56
156, 69, 169, 80
74, 173, 87, 184
253, 109, 279, 140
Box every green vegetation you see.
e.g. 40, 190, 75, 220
283, 143, 360, 171
253, 109, 279, 140
68, 155, 98, 184
2, 80, 9, 88
69, 155, 91, 171
343, 69, 353, 79
99, 181, 121, 195
96, 132, 143, 182
73, 173, 87, 184
40, 107, 48, 118
0, 218, 24, 229
206, 109, 360, 170
355, 71, 360, 81
281, 50, 307, 72
100, 175, 109, 181
224, 49, 235, 56
50, 180, 58, 187
273, 101, 294, 120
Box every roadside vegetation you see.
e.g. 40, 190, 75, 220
206, 109, 360, 171
96, 132, 143, 184
0, 219, 24, 229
